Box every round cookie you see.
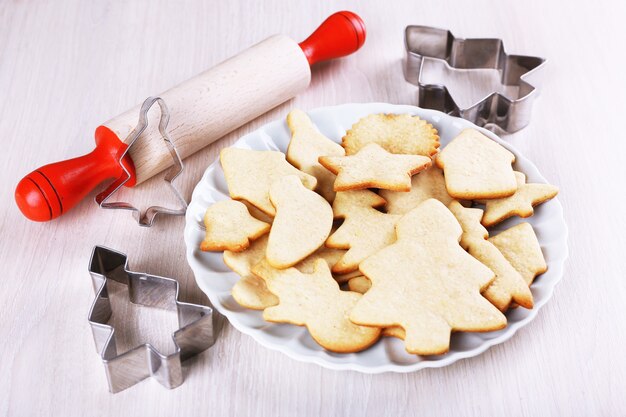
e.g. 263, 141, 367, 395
342, 113, 439, 156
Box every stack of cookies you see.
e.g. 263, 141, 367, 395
200, 109, 559, 355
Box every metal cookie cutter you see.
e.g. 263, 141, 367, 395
404, 26, 546, 133
88, 246, 215, 393
95, 97, 188, 227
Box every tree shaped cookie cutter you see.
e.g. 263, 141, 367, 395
95, 97, 187, 227
403, 26, 546, 133
88, 245, 215, 393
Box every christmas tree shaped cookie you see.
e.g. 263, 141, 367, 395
326, 190, 400, 274
350, 199, 506, 355
448, 201, 533, 311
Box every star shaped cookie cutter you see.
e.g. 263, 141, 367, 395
88, 245, 215, 393
95, 96, 187, 227
403, 26, 546, 133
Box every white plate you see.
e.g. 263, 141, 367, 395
184, 103, 568, 373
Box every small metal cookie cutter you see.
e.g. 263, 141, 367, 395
88, 245, 215, 393
404, 26, 546, 133
95, 97, 188, 227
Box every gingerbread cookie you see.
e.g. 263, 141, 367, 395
342, 113, 439, 156
436, 129, 517, 199
220, 147, 317, 216
266, 175, 333, 269
252, 259, 381, 353
350, 199, 506, 355
225, 234, 348, 310
286, 109, 345, 202
448, 201, 533, 311
319, 143, 431, 192
200, 200, 270, 252
481, 171, 559, 227
489, 222, 547, 286
380, 162, 459, 214
326, 190, 400, 274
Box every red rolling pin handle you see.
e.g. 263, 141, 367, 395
15, 128, 136, 222
299, 11, 366, 66
15, 11, 366, 222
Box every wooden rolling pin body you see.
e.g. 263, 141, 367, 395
104, 35, 310, 184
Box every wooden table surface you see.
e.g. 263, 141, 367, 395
1, 1, 625, 416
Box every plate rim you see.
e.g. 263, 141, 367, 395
184, 102, 569, 373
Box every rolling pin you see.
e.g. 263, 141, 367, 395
15, 11, 366, 222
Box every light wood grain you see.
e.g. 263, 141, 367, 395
107, 34, 310, 184
1, 0, 625, 416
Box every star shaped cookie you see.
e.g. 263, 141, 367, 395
319, 143, 431, 192
482, 171, 559, 227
